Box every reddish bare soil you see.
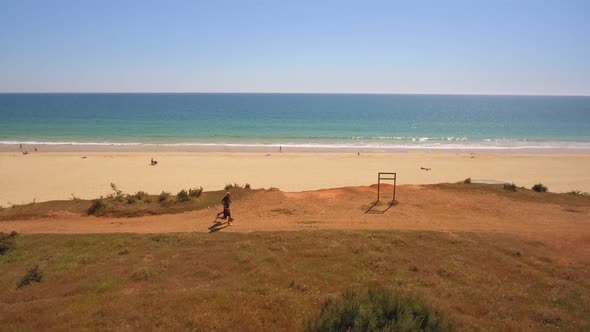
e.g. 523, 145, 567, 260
2, 184, 589, 255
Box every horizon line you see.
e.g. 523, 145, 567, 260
0, 91, 589, 97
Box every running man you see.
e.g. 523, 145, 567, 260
217, 192, 234, 223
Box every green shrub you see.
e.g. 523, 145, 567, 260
126, 195, 137, 204
0, 231, 18, 255
134, 191, 150, 201
176, 189, 191, 202
17, 265, 43, 289
188, 187, 203, 198
224, 183, 244, 190
306, 289, 448, 332
503, 183, 517, 192
532, 183, 548, 193
463, 178, 471, 184
130, 267, 151, 281
110, 183, 124, 201
87, 198, 107, 215
158, 191, 171, 203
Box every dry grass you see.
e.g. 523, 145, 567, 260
432, 182, 590, 208
4, 183, 589, 222
0, 199, 91, 221
0, 188, 256, 220
0, 230, 589, 331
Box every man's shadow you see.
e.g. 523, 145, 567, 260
208, 217, 231, 233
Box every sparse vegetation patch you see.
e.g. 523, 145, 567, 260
188, 187, 203, 198
158, 191, 171, 203
504, 183, 517, 192
126, 195, 137, 204
176, 189, 190, 202
134, 191, 150, 201
130, 267, 151, 281
4, 186, 254, 219
87, 198, 107, 216
0, 230, 589, 330
306, 288, 449, 332
532, 183, 548, 193
110, 183, 124, 201
0, 231, 18, 255
17, 265, 43, 289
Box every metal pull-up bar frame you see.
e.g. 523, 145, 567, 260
377, 172, 397, 204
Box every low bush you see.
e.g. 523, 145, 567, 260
110, 183, 124, 201
188, 187, 203, 198
17, 265, 43, 289
463, 178, 471, 184
225, 183, 246, 190
130, 267, 151, 281
134, 191, 150, 201
244, 183, 251, 189
0, 231, 18, 255
306, 288, 448, 332
158, 191, 171, 203
126, 195, 137, 204
532, 183, 548, 193
176, 189, 190, 202
87, 198, 107, 215
504, 183, 517, 192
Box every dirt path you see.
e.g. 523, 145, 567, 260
1, 185, 589, 242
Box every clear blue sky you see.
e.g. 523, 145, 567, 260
1, 0, 589, 95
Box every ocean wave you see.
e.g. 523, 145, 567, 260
0, 136, 531, 145
2, 139, 590, 151
0, 140, 143, 146
277, 136, 472, 141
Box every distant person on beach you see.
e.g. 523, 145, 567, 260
217, 192, 234, 223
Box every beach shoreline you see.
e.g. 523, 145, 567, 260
2, 142, 590, 154
2, 150, 589, 204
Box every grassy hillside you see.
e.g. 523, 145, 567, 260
1, 230, 589, 331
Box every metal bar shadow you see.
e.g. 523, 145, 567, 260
365, 201, 397, 214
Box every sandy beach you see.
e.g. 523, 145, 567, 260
2, 150, 589, 204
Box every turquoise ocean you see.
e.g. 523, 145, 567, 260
1, 93, 589, 150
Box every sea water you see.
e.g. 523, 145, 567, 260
1, 93, 589, 150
